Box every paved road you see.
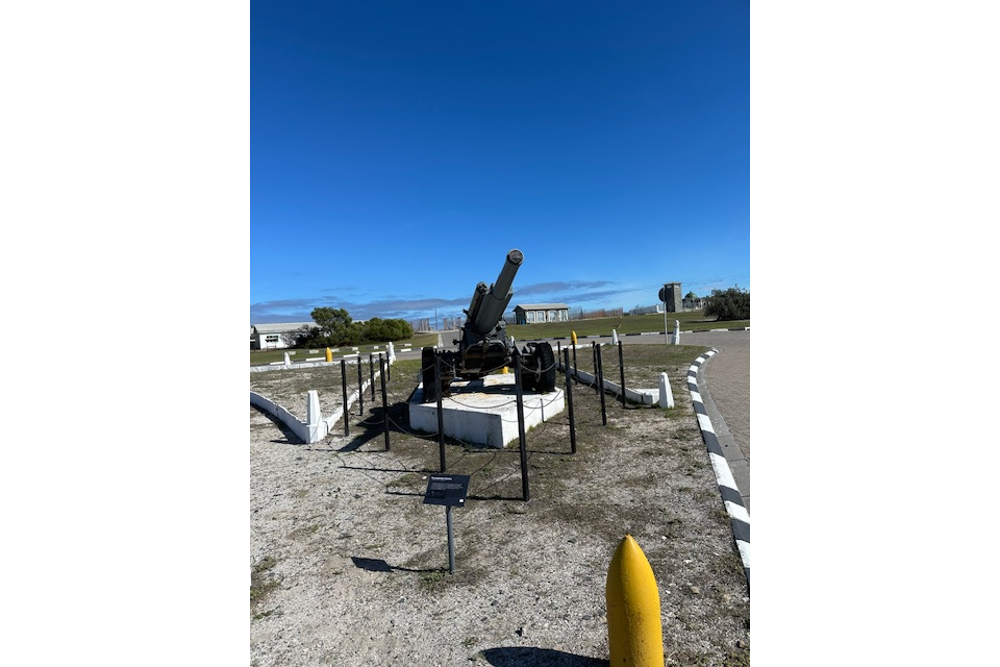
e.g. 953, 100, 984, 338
678, 331, 750, 513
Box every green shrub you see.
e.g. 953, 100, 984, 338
704, 286, 750, 321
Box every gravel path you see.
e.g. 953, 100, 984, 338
250, 342, 751, 666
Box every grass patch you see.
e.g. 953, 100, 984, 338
250, 555, 282, 613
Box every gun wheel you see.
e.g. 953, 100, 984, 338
533, 342, 557, 392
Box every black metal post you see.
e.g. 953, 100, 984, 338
514, 351, 530, 501
596, 343, 607, 425
572, 339, 577, 373
380, 356, 390, 451
434, 351, 446, 472
370, 353, 375, 400
592, 341, 598, 383
340, 359, 349, 436
564, 347, 576, 455
618, 340, 626, 407
357, 358, 364, 416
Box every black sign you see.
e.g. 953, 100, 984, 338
423, 474, 470, 507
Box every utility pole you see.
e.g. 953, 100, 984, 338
658, 284, 669, 344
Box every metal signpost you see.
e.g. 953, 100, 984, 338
423, 474, 471, 574
658, 284, 669, 345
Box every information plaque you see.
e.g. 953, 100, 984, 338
423, 474, 470, 507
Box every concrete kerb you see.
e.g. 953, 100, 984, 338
250, 359, 385, 444
686, 349, 750, 593
556, 352, 659, 406
543, 326, 750, 341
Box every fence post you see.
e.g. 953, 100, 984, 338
596, 343, 607, 425
340, 359, 349, 436
564, 347, 576, 455
434, 351, 446, 472
618, 340, 626, 407
514, 351, 530, 501
357, 358, 364, 416
370, 353, 375, 400
592, 341, 599, 384
380, 356, 390, 450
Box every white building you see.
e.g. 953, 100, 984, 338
250, 322, 313, 350
513, 303, 570, 325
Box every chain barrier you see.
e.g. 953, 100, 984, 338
259, 341, 642, 486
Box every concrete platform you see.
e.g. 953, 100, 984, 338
408, 373, 565, 448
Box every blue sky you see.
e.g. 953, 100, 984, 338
251, 1, 749, 325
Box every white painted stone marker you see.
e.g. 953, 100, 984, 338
284, 352, 291, 366
612, 329, 619, 345
306, 390, 321, 427
672, 320, 681, 345
658, 372, 674, 408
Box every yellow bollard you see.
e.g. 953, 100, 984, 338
606, 535, 664, 667
325, 348, 332, 363
501, 366, 509, 374
571, 331, 578, 345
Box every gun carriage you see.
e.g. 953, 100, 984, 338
421, 249, 557, 403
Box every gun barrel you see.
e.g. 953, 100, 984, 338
468, 249, 523, 336
465, 281, 489, 325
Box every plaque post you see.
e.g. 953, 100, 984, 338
446, 505, 455, 574
423, 474, 470, 574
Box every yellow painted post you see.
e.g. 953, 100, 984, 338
606, 535, 663, 667
571, 331, 578, 345
325, 347, 332, 362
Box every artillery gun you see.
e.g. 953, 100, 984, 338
421, 249, 557, 403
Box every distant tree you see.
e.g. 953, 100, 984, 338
284, 326, 311, 347
305, 307, 361, 346
704, 286, 750, 321
293, 309, 415, 347
360, 317, 414, 343
293, 326, 324, 348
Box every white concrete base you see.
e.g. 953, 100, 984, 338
408, 373, 565, 449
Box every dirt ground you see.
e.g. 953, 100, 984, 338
250, 346, 750, 666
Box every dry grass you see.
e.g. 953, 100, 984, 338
250, 343, 749, 666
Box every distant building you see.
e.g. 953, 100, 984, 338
682, 296, 705, 311
662, 282, 683, 313
250, 322, 313, 350
513, 303, 570, 325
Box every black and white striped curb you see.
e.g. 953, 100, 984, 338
539, 327, 750, 340
688, 349, 750, 592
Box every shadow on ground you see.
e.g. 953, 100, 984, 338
480, 647, 607, 667
350, 556, 441, 574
